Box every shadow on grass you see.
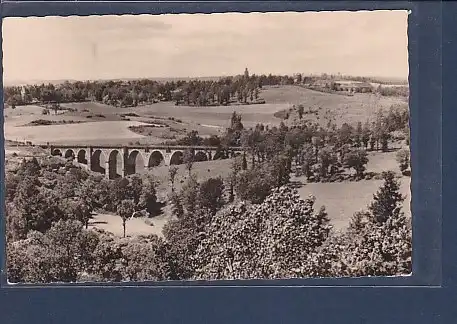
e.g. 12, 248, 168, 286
89, 221, 108, 225
289, 180, 305, 189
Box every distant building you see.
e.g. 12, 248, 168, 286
334, 81, 373, 93
312, 79, 333, 88
20, 86, 26, 101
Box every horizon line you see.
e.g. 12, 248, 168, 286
3, 73, 409, 87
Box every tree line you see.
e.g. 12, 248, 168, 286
4, 69, 408, 110
4, 68, 297, 109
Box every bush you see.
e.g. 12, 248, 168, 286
193, 186, 331, 280
7, 220, 99, 283
309, 173, 411, 277
342, 148, 369, 179
235, 165, 276, 204
396, 148, 410, 175
28, 119, 53, 126
118, 235, 175, 281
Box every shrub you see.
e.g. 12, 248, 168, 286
342, 149, 369, 179
396, 148, 410, 175
28, 119, 53, 126
118, 235, 175, 281
235, 165, 276, 204
309, 172, 411, 277
193, 186, 331, 280
198, 177, 225, 215
7, 220, 99, 283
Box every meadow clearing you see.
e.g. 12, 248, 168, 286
4, 84, 410, 237
4, 85, 407, 143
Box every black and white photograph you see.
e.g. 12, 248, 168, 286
3, 10, 412, 283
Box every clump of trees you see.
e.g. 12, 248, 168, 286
234, 154, 291, 203
7, 220, 100, 283
5, 157, 158, 243
376, 85, 409, 97
164, 103, 409, 186
171, 71, 264, 107
316, 171, 411, 277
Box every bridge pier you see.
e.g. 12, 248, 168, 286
105, 161, 110, 179
88, 147, 93, 172
164, 152, 172, 166
122, 147, 130, 178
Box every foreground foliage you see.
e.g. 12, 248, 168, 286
193, 186, 331, 280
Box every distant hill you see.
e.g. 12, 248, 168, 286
3, 79, 80, 87
3, 76, 224, 87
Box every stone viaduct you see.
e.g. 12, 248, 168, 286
49, 144, 245, 179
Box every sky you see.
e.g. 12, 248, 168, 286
2, 11, 409, 84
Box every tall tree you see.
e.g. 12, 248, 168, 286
297, 105, 305, 120
369, 171, 405, 223
343, 149, 369, 179
183, 149, 194, 176
396, 148, 410, 175
361, 121, 371, 149
244, 67, 250, 79
198, 177, 225, 215
168, 166, 179, 193
117, 199, 135, 238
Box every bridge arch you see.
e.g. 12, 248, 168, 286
212, 149, 226, 160
107, 149, 123, 179
125, 150, 146, 176
169, 151, 184, 165
147, 150, 165, 168
51, 148, 62, 156
91, 149, 107, 174
77, 149, 88, 164
64, 149, 75, 159
194, 150, 208, 162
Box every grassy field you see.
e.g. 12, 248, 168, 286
262, 85, 407, 126
3, 85, 407, 146
5, 120, 148, 145
295, 177, 411, 231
